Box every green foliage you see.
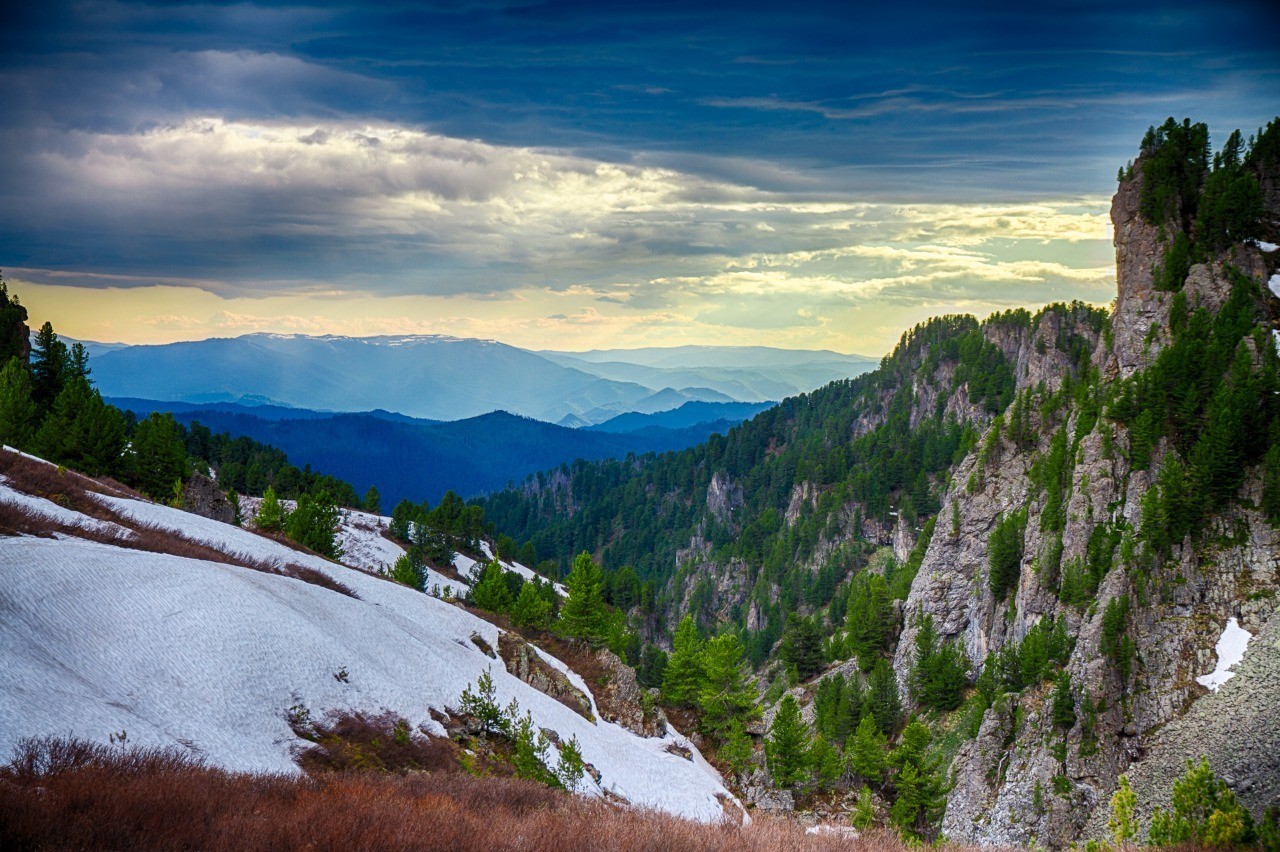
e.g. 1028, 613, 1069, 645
509, 709, 560, 788
1051, 670, 1076, 730
779, 613, 825, 681
867, 659, 902, 735
765, 694, 810, 788
988, 508, 1028, 600
814, 671, 863, 745
255, 486, 287, 532
661, 615, 705, 706
844, 572, 896, 668
810, 733, 843, 789
459, 668, 506, 736
846, 714, 886, 786
852, 784, 876, 830
129, 412, 188, 501
1109, 773, 1138, 845
32, 376, 127, 477
284, 490, 344, 560
1100, 595, 1134, 684
980, 616, 1073, 699
555, 735, 586, 792
510, 578, 553, 629
0, 356, 37, 448
1263, 444, 1280, 527
471, 561, 515, 613
1194, 130, 1265, 254
1153, 232, 1193, 291
719, 719, 755, 777
1149, 757, 1252, 848
1139, 117, 1210, 232
390, 552, 427, 592
558, 552, 607, 641
362, 486, 381, 514
636, 644, 668, 689
30, 321, 70, 413
910, 613, 968, 712
888, 721, 948, 841
697, 632, 758, 740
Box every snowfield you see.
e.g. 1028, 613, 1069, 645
1196, 617, 1252, 691
0, 475, 735, 823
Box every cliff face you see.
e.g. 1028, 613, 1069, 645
901, 168, 1280, 847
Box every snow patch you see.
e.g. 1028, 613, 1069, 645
0, 478, 134, 539
1267, 273, 1280, 299
1196, 617, 1252, 691
1252, 240, 1279, 252
1, 481, 735, 822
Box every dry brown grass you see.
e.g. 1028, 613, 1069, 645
0, 737, 919, 852
0, 449, 358, 599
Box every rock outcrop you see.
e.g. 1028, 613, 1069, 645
497, 633, 594, 722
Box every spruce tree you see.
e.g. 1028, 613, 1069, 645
256, 485, 287, 531
697, 632, 758, 740
471, 561, 515, 613
637, 644, 668, 689
510, 578, 552, 629
1051, 670, 1076, 730
846, 714, 886, 786
363, 486, 381, 514
129, 412, 188, 501
867, 659, 902, 735
390, 552, 426, 591
810, 734, 843, 789
888, 721, 948, 841
661, 615, 705, 706
779, 613, 825, 680
765, 694, 810, 788
30, 322, 69, 413
558, 551, 606, 641
285, 490, 343, 559
0, 357, 37, 449
32, 376, 126, 476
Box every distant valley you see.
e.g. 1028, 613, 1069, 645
110, 397, 772, 505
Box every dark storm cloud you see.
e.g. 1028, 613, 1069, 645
0, 0, 1275, 298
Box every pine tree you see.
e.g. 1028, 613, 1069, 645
459, 667, 506, 735
779, 612, 825, 680
697, 632, 758, 740
510, 578, 553, 629
852, 784, 876, 830
765, 694, 810, 788
256, 485, 287, 531
1149, 757, 1251, 847
0, 357, 37, 449
661, 615, 705, 706
719, 719, 754, 777
129, 412, 188, 500
471, 561, 515, 613
555, 735, 586, 792
867, 659, 902, 735
1109, 773, 1138, 845
558, 551, 607, 641
32, 376, 126, 476
846, 714, 886, 786
1051, 670, 1076, 731
889, 721, 948, 841
284, 491, 343, 559
363, 486, 381, 514
810, 734, 843, 789
637, 644, 668, 689
30, 322, 69, 413
390, 552, 427, 592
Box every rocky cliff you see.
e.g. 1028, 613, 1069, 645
897, 146, 1280, 847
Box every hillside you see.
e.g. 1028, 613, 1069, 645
0, 447, 737, 823
478, 118, 1280, 846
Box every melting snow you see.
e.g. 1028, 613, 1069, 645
1268, 274, 1280, 299
1252, 240, 1279, 252
1195, 617, 1252, 691
0, 480, 735, 822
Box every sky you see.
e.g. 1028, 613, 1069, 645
0, 1, 1276, 355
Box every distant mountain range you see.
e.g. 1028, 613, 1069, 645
110, 398, 768, 505
86, 334, 876, 425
